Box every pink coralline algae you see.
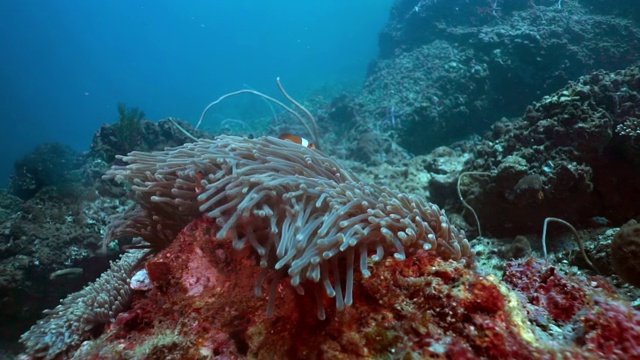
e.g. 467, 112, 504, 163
578, 297, 640, 358
503, 258, 590, 323
74, 219, 640, 359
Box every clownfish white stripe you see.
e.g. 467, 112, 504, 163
278, 133, 315, 149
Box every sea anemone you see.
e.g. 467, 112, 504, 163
104, 135, 474, 318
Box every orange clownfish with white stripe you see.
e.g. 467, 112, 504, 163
278, 133, 315, 149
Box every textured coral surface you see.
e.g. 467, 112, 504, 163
70, 218, 640, 360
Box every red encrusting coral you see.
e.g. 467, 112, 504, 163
360, 251, 549, 359
75, 219, 640, 359
577, 297, 640, 358
503, 257, 590, 323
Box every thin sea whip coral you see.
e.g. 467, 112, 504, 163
104, 135, 473, 318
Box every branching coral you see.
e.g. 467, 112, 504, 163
104, 135, 473, 318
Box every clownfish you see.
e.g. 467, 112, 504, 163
278, 133, 315, 149
194, 171, 205, 194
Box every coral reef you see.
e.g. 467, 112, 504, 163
14, 135, 640, 359
7, 2, 640, 358
0, 189, 129, 345
356, 0, 640, 156
580, 0, 640, 23
9, 143, 84, 200
43, 219, 640, 359
458, 65, 640, 237
90, 116, 212, 165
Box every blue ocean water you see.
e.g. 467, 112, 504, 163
0, 0, 393, 186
